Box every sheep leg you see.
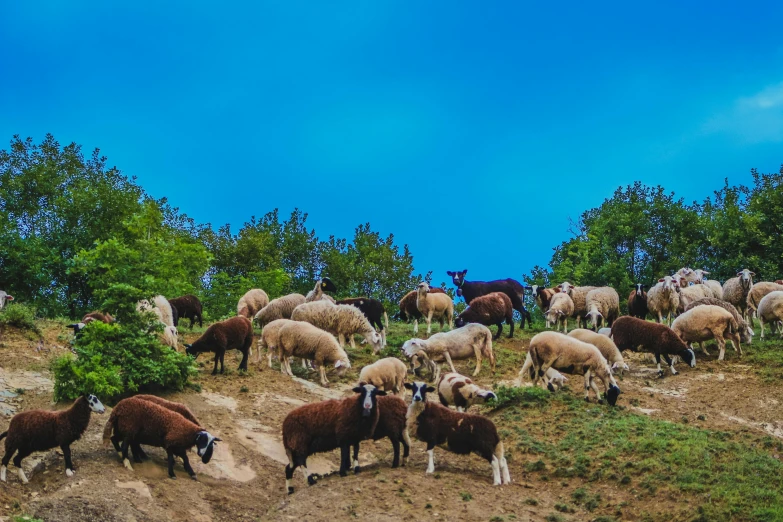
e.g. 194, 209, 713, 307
426, 443, 436, 473
699, 342, 709, 356
12, 448, 32, 484
583, 369, 592, 401
662, 354, 678, 375
401, 430, 411, 466
166, 450, 177, 479
493, 323, 502, 340
177, 450, 196, 480
319, 366, 329, 386
1, 447, 15, 482
471, 346, 482, 376
491, 456, 501, 486
339, 445, 351, 476
760, 319, 766, 340
352, 443, 362, 473
211, 353, 219, 375
413, 319, 419, 334
285, 462, 296, 494
120, 440, 134, 471
131, 443, 149, 462
714, 333, 726, 361
444, 350, 458, 375
388, 438, 401, 468
589, 376, 604, 403
220, 351, 227, 374
426, 312, 433, 335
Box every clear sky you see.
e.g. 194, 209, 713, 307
2, 2, 782, 287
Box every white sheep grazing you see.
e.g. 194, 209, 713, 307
517, 352, 570, 389
757, 291, 783, 340
291, 300, 383, 353
646, 276, 680, 325
677, 284, 713, 313
528, 331, 621, 405
722, 270, 755, 321
161, 325, 178, 349
436, 373, 496, 412
276, 321, 351, 386
671, 305, 741, 361
416, 282, 454, 335
358, 357, 408, 394
305, 278, 337, 303
747, 282, 783, 326
584, 287, 620, 330
237, 288, 270, 318
567, 328, 629, 375
257, 318, 296, 366
556, 282, 597, 329
544, 292, 574, 333
137, 295, 175, 328
401, 324, 494, 382
254, 293, 306, 328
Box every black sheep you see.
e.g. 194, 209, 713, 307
168, 295, 204, 329
185, 316, 253, 374
447, 270, 532, 329
455, 291, 515, 339
627, 284, 649, 319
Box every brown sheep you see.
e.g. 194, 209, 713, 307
185, 316, 253, 374
627, 283, 648, 320
398, 287, 446, 333
611, 316, 696, 377
455, 292, 514, 339
168, 295, 203, 329
351, 395, 411, 471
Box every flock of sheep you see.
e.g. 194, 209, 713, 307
1, 267, 783, 490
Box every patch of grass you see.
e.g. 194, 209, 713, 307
554, 503, 574, 513
239, 385, 249, 393
0, 303, 40, 334
13, 517, 44, 522
743, 335, 783, 381
524, 498, 539, 506
544, 515, 564, 522
488, 384, 550, 409
460, 491, 472, 501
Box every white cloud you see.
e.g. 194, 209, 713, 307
703, 82, 783, 143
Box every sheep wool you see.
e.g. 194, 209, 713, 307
556, 282, 597, 329
567, 328, 628, 375
136, 295, 175, 328
646, 276, 680, 325
747, 282, 783, 324
611, 316, 695, 376
277, 320, 351, 386
185, 316, 254, 375
757, 291, 783, 340
584, 287, 620, 329
291, 300, 383, 353
672, 305, 741, 361
237, 288, 270, 318
722, 270, 755, 320
168, 295, 204, 329
677, 284, 713, 313
627, 284, 649, 320
685, 297, 753, 345
436, 372, 496, 411
455, 292, 514, 339
358, 357, 408, 394
544, 292, 574, 333
416, 282, 454, 335
254, 293, 306, 328
305, 277, 337, 303
398, 288, 446, 333
256, 318, 296, 366
401, 323, 494, 382
359, 395, 411, 469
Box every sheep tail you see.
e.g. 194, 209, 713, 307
494, 440, 505, 461
102, 411, 117, 448
0, 431, 7, 441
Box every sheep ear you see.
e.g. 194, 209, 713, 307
213, 437, 222, 442
184, 343, 192, 348
426, 386, 436, 393
446, 271, 454, 276
404, 383, 414, 389
750, 271, 756, 276
376, 390, 387, 396
658, 278, 665, 282
352, 387, 363, 393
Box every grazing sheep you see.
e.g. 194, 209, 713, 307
584, 287, 620, 329
646, 276, 680, 325
525, 285, 560, 324
757, 291, 783, 340
722, 270, 755, 321
306, 277, 337, 303
627, 284, 648, 320
161, 325, 178, 349
544, 292, 574, 333
398, 287, 447, 333
168, 295, 203, 329
1, 395, 105, 483
685, 297, 753, 345
291, 300, 383, 353
358, 358, 408, 395
672, 305, 741, 361
277, 320, 351, 386
0, 290, 14, 310
436, 373, 496, 412
68, 311, 115, 335
401, 324, 495, 381
237, 288, 270, 318
404, 382, 510, 485
416, 282, 454, 335
185, 316, 253, 375
611, 316, 696, 377
455, 292, 514, 339
528, 332, 621, 405
254, 293, 307, 328
567, 329, 629, 375
448, 270, 531, 329
137, 295, 175, 328
102, 397, 219, 479
336, 297, 388, 347
747, 282, 783, 325
517, 352, 570, 389
677, 284, 713, 313
704, 280, 724, 300
555, 282, 597, 329
283, 384, 385, 493
352, 395, 411, 471
256, 318, 295, 366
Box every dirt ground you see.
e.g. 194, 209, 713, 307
1, 322, 782, 522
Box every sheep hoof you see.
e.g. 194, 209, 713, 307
190, 475, 198, 481
123, 459, 134, 471
169, 475, 177, 480
288, 486, 295, 495
598, 399, 605, 405
307, 475, 318, 486
657, 370, 665, 378
65, 469, 74, 477
354, 466, 361, 474
547, 383, 556, 393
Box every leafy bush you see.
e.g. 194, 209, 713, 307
52, 284, 195, 401
0, 303, 40, 334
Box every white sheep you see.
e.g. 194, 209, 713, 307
0, 291, 14, 310
401, 324, 494, 382
567, 328, 629, 375
436, 373, 497, 411
747, 282, 783, 326
757, 291, 783, 340
358, 358, 408, 394
257, 318, 295, 366
254, 293, 306, 328
584, 287, 620, 329
237, 288, 270, 318
136, 295, 175, 328
517, 352, 570, 389
277, 320, 351, 386
646, 276, 680, 325
305, 277, 337, 303
556, 282, 597, 329
161, 325, 178, 349
671, 305, 741, 361
544, 292, 574, 333
291, 300, 383, 353
722, 270, 755, 321
677, 284, 713, 313
597, 327, 612, 337
416, 282, 454, 335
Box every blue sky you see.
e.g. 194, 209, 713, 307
2, 1, 783, 287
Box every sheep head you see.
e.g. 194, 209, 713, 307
320, 277, 337, 292
446, 270, 468, 288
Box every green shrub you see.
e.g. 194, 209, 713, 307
52, 284, 195, 401
0, 303, 40, 333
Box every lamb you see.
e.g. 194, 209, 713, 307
722, 269, 755, 321
336, 297, 388, 347
685, 297, 753, 345
528, 331, 621, 405
672, 305, 741, 361
416, 282, 454, 335
184, 316, 253, 374
677, 284, 714, 313
1, 394, 105, 484
627, 284, 648, 319
137, 295, 175, 328
454, 292, 514, 339
404, 382, 511, 485
544, 292, 574, 333
555, 282, 597, 329
584, 287, 620, 329
282, 384, 385, 494
747, 282, 783, 325
168, 295, 203, 328
256, 318, 295, 366
757, 291, 783, 340
436, 373, 496, 411
567, 328, 629, 375
102, 397, 219, 479
398, 287, 446, 333
0, 290, 14, 310
237, 288, 269, 318
646, 276, 680, 325
276, 320, 351, 386
517, 352, 569, 389
610, 316, 696, 377
254, 293, 306, 328
447, 270, 532, 329
525, 285, 560, 322
305, 277, 337, 303
291, 300, 383, 353
358, 357, 408, 394
401, 324, 495, 382
352, 395, 411, 471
